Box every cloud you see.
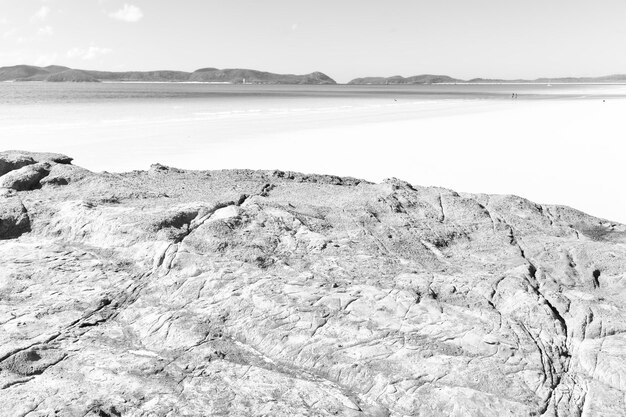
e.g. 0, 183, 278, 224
109, 4, 143, 22
31, 6, 51, 22
291, 23, 298, 31
67, 45, 112, 60
4, 25, 54, 43
2, 28, 17, 40
37, 26, 54, 36
35, 53, 58, 67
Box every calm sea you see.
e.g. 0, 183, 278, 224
2, 81, 626, 105
1, 81, 624, 223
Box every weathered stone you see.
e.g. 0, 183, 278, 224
0, 153, 36, 177
0, 347, 66, 376
39, 163, 91, 186
0, 152, 624, 416
0, 195, 30, 239
0, 162, 50, 191
0, 150, 72, 176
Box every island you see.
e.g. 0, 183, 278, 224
0, 65, 337, 84
348, 73, 626, 84
4, 64, 626, 85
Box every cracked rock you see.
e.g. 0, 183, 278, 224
0, 151, 625, 417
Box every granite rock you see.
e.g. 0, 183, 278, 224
0, 151, 72, 172
0, 154, 624, 416
0, 153, 36, 177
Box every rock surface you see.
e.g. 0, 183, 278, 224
0, 193, 30, 239
0, 162, 51, 191
0, 152, 625, 416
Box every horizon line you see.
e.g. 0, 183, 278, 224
2, 63, 626, 83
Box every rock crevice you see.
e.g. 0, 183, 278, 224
1, 154, 624, 416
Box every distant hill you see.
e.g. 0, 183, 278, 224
3, 65, 626, 84
0, 65, 336, 84
0, 65, 65, 81
348, 74, 462, 85
534, 74, 626, 83
45, 70, 100, 83
349, 73, 626, 84
82, 70, 191, 82
43, 65, 72, 73
189, 68, 335, 84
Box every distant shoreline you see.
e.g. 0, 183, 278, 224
3, 64, 626, 85
4, 80, 626, 86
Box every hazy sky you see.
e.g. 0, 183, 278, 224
2, 0, 626, 82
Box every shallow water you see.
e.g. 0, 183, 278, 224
0, 82, 625, 223
1, 82, 623, 144
2, 81, 626, 104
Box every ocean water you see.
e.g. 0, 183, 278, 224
1, 82, 552, 166
2, 82, 624, 152
3, 82, 626, 104
1, 82, 625, 222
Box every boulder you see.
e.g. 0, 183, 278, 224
0, 153, 36, 177
0, 195, 30, 239
0, 162, 51, 191
0, 150, 72, 171
40, 163, 91, 186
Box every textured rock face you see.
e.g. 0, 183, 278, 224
0, 194, 30, 239
0, 154, 625, 416
0, 162, 51, 191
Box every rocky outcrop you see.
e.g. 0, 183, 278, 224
40, 163, 91, 186
0, 151, 73, 169
0, 162, 51, 191
0, 153, 624, 416
0, 152, 86, 239
0, 153, 37, 177
0, 151, 79, 192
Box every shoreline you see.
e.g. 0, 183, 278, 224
1, 97, 624, 223
5, 79, 626, 86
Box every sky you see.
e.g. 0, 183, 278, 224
2, 0, 626, 82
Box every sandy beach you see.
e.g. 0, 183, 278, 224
1, 85, 624, 223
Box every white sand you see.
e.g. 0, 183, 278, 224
1, 95, 624, 223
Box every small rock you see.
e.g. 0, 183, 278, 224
0, 195, 30, 239
149, 163, 183, 174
